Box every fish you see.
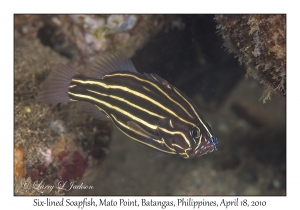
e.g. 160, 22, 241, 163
38, 52, 218, 158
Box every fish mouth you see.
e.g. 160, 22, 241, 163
207, 144, 217, 153
204, 137, 218, 154
211, 136, 218, 151
191, 140, 217, 157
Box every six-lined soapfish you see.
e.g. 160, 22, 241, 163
38, 52, 217, 158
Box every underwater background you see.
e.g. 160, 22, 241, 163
14, 14, 286, 195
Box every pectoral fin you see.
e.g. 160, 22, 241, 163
127, 121, 177, 155
127, 121, 160, 141
78, 101, 110, 121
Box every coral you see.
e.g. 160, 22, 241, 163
14, 14, 173, 62
15, 15, 164, 194
57, 151, 88, 182
215, 15, 286, 102
70, 14, 172, 60
38, 147, 53, 166
14, 147, 25, 178
14, 32, 112, 195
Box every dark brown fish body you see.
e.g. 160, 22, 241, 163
39, 52, 217, 158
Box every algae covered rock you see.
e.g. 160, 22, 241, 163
14, 14, 174, 195
17, 14, 173, 61
215, 15, 286, 102
14, 34, 112, 195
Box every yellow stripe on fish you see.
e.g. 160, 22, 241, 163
38, 52, 218, 158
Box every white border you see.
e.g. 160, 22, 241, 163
3, 0, 297, 209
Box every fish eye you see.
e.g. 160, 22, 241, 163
189, 127, 200, 139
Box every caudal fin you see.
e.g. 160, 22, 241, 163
38, 64, 76, 104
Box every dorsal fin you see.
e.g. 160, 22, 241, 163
144, 73, 173, 89
143, 72, 155, 82
84, 52, 138, 79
